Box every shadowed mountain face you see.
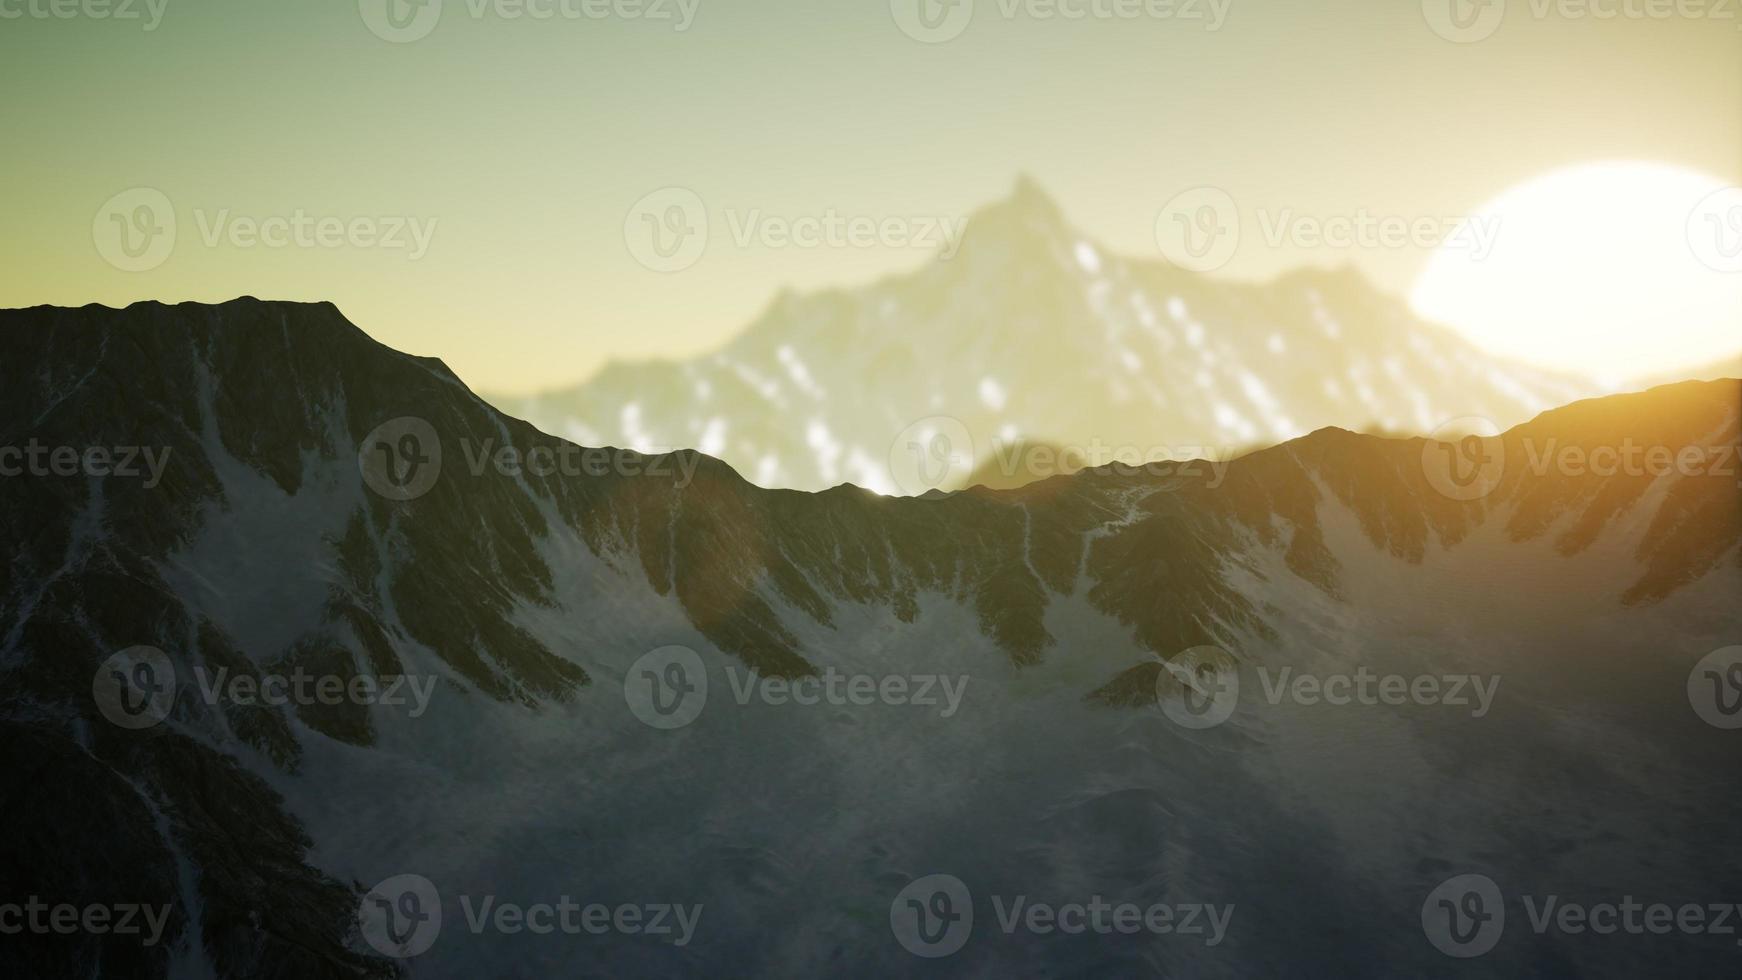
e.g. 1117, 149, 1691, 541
2, 300, 1738, 978
495, 180, 1598, 494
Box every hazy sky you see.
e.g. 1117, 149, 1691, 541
3, 0, 1737, 393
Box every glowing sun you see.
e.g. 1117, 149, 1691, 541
1410, 161, 1741, 385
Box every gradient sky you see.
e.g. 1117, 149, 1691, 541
2, 0, 1737, 393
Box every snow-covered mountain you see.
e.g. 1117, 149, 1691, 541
495, 179, 1599, 494
3, 299, 1737, 978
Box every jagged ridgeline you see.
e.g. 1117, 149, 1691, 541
1, 299, 1737, 977
497, 179, 1600, 493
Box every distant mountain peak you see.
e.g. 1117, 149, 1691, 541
1007, 172, 1064, 216
955, 174, 1076, 255
501, 184, 1601, 494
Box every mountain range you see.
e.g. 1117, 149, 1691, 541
2, 299, 1738, 977
495, 179, 1606, 494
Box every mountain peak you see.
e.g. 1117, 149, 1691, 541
503, 182, 1603, 494
1007, 173, 1062, 214
954, 175, 1074, 259
1001, 173, 1069, 228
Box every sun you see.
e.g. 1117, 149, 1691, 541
1410, 161, 1741, 386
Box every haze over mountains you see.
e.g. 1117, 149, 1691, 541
1647, 352, 1742, 388
3, 299, 1738, 977
496, 179, 1604, 494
